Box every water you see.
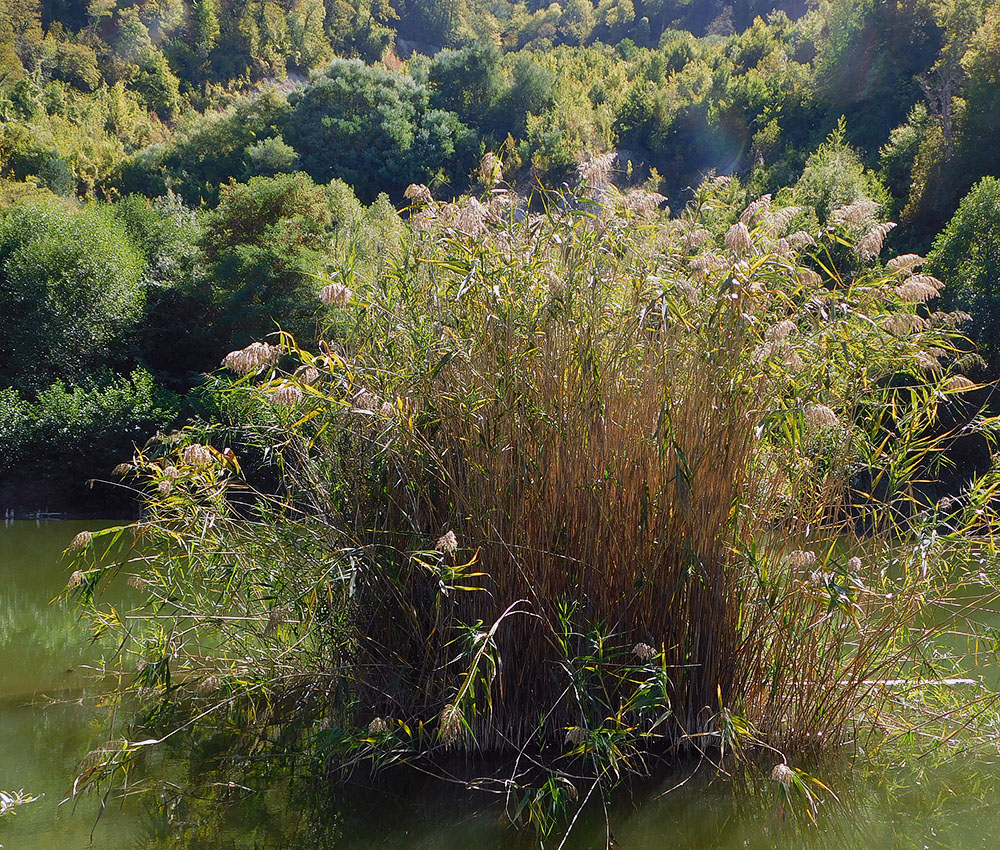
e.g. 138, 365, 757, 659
4, 520, 1000, 849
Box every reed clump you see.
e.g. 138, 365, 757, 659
66, 167, 1000, 831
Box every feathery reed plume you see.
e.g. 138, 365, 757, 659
296, 366, 320, 385
857, 222, 896, 261
320, 283, 353, 307
943, 375, 976, 392
435, 530, 458, 553
887, 253, 925, 274
352, 389, 379, 411
68, 530, 92, 553
439, 704, 463, 746
830, 198, 880, 226
182, 444, 213, 467
787, 550, 817, 568
157, 480, 172, 495
222, 341, 281, 375
454, 198, 488, 237
682, 228, 712, 250
725, 221, 752, 254
479, 152, 501, 188
404, 184, 433, 204
896, 275, 944, 303
113, 463, 132, 478
624, 189, 667, 216
68, 569, 86, 588
576, 152, 616, 186
882, 313, 927, 336
270, 384, 303, 407
763, 206, 803, 237
804, 404, 838, 428
771, 763, 795, 787
632, 642, 657, 661
368, 717, 388, 735
740, 194, 772, 226
786, 230, 817, 248
765, 320, 797, 341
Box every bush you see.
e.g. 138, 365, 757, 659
927, 176, 1000, 370
285, 59, 479, 201
0, 200, 146, 391
0, 368, 179, 484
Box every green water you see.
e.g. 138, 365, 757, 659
5, 519, 1000, 849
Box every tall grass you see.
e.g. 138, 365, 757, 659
66, 166, 1000, 831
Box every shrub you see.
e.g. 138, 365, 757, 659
0, 199, 145, 391
927, 176, 1000, 371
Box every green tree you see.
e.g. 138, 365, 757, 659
0, 200, 146, 391
927, 176, 1000, 369
201, 172, 332, 344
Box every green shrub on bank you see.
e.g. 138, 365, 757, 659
0, 368, 179, 485
0, 199, 146, 392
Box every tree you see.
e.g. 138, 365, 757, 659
0, 200, 146, 391
201, 173, 332, 345
285, 58, 477, 200
927, 177, 1000, 370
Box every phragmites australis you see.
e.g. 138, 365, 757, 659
682, 228, 712, 250
157, 479, 172, 496
197, 676, 221, 696
320, 282, 353, 307
439, 703, 463, 746
881, 312, 927, 336
771, 763, 795, 787
804, 403, 838, 429
786, 229, 817, 249
895, 274, 944, 303
404, 183, 433, 204
270, 383, 303, 407
830, 198, 880, 226
856, 221, 896, 261
454, 197, 488, 237
435, 530, 458, 553
68, 569, 86, 588
296, 365, 320, 385
162, 464, 181, 479
479, 152, 501, 187
787, 550, 817, 569
944, 374, 976, 392
68, 530, 93, 553
222, 341, 280, 375
126, 574, 146, 590
689, 253, 728, 273
724, 221, 752, 255
848, 556, 863, 573
632, 642, 657, 661
352, 389, 380, 411
887, 253, 925, 274
623, 189, 667, 216
740, 194, 772, 226
565, 726, 587, 747
576, 152, 616, 186
762, 205, 803, 236
367, 717, 389, 735
113, 462, 132, 478
182, 444, 213, 467
765, 320, 797, 341
914, 350, 941, 372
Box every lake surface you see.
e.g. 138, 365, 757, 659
5, 519, 1000, 849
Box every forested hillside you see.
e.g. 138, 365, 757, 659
3, 0, 1000, 509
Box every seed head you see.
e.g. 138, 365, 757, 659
830, 199, 879, 226
68, 569, 86, 588
565, 726, 587, 747
765, 320, 796, 342
848, 556, 862, 572
804, 404, 838, 429
197, 676, 221, 695
182, 444, 213, 467
632, 642, 657, 661
479, 152, 501, 187
682, 228, 712, 250
439, 703, 463, 746
724, 221, 752, 255
222, 342, 280, 375
944, 375, 975, 392
367, 717, 389, 735
624, 189, 667, 216
157, 479, 172, 496
887, 253, 925, 274
404, 183, 433, 204
577, 152, 617, 186
856, 221, 896, 261
320, 283, 353, 307
771, 763, 795, 787
786, 230, 817, 249
68, 530, 93, 553
787, 550, 817, 569
739, 194, 772, 226
126, 574, 147, 590
113, 463, 132, 478
435, 530, 458, 553
270, 383, 303, 407
353, 389, 380, 411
